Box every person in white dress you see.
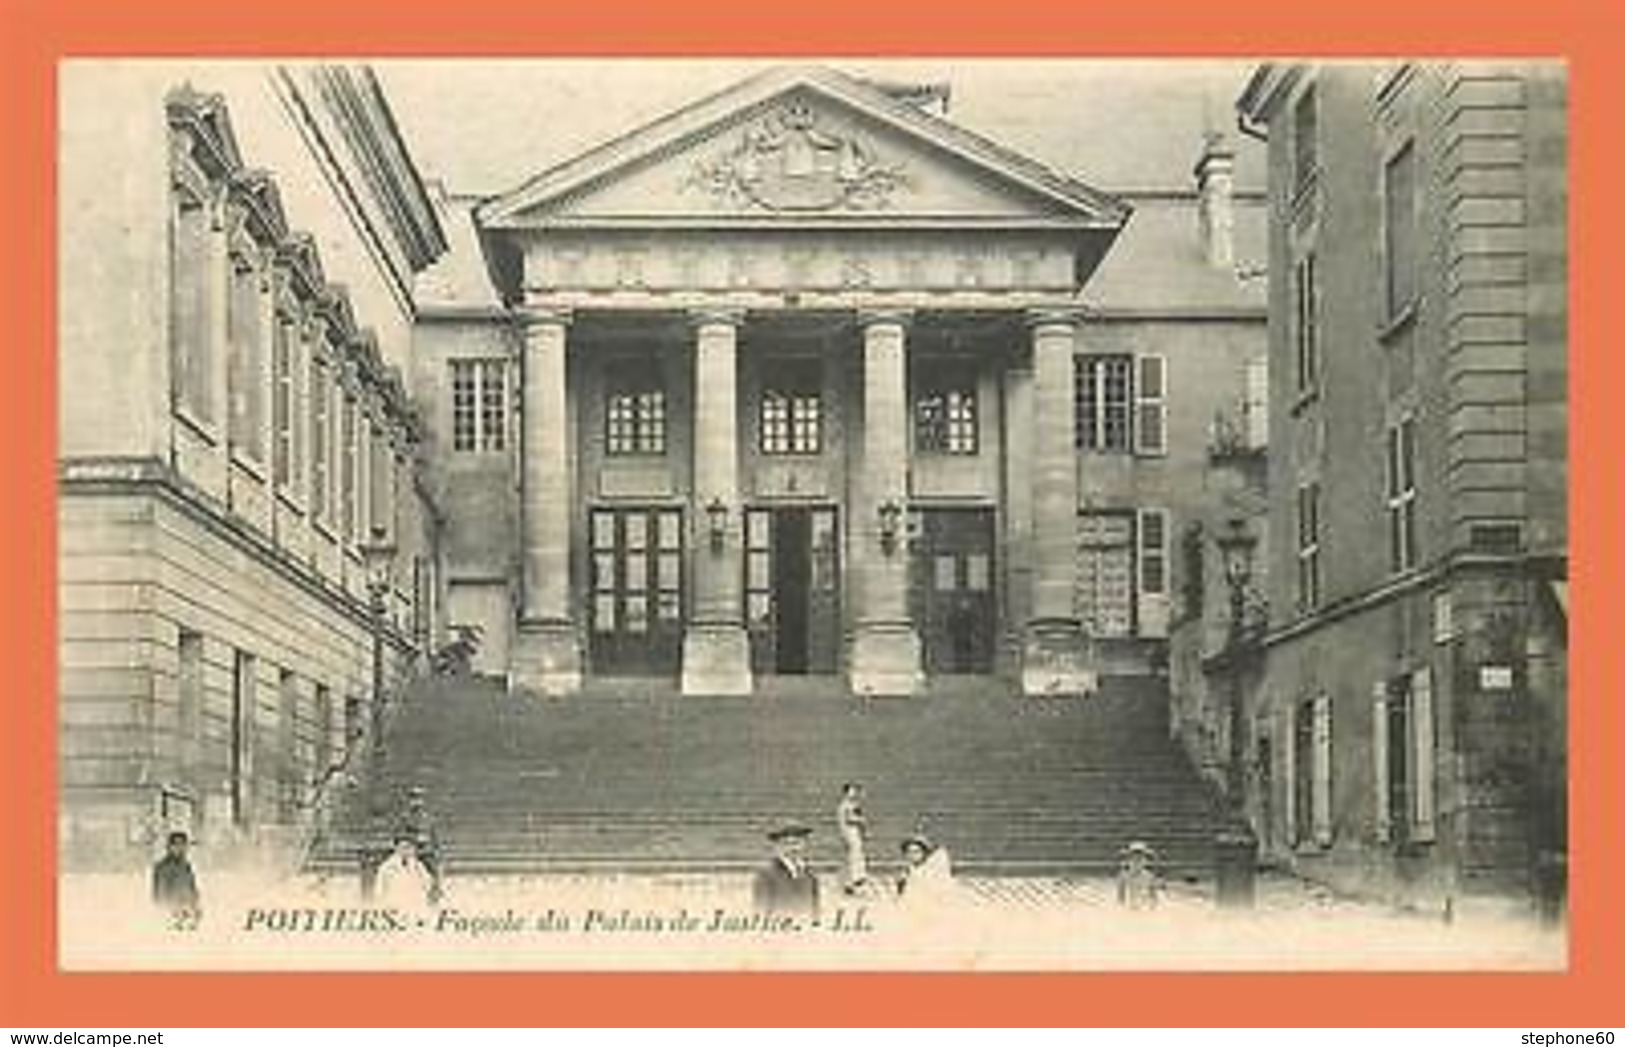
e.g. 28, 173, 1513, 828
374, 834, 434, 912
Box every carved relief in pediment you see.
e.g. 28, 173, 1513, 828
687, 101, 909, 213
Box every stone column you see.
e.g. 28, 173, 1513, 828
849, 309, 921, 697
680, 308, 753, 696
511, 306, 582, 696
1022, 307, 1093, 697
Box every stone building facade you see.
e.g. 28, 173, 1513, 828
58, 63, 447, 868
1233, 62, 1567, 910
412, 65, 1269, 698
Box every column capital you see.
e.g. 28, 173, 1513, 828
688, 306, 747, 331
857, 307, 914, 331
516, 305, 574, 331
1025, 304, 1087, 333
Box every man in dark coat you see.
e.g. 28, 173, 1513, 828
151, 830, 201, 926
751, 821, 820, 919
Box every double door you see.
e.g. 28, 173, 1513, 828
588, 507, 684, 674
910, 508, 996, 673
744, 506, 840, 674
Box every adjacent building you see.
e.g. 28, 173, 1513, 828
1232, 62, 1567, 910
413, 64, 1269, 698
58, 63, 447, 868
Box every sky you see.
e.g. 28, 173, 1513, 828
374, 58, 1267, 198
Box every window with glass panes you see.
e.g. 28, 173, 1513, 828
760, 363, 822, 455
450, 359, 507, 453
310, 356, 330, 521
1384, 141, 1418, 320
1386, 417, 1418, 571
915, 381, 978, 455
272, 313, 297, 489
1074, 355, 1133, 452
1296, 481, 1321, 612
605, 371, 667, 456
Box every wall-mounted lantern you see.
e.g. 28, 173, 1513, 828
706, 496, 730, 554
878, 498, 904, 557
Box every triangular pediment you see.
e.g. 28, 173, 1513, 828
479, 66, 1129, 229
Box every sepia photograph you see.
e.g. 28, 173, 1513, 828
54, 57, 1569, 973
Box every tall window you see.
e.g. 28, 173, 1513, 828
177, 628, 203, 767
760, 363, 822, 455
1296, 481, 1321, 612
1074, 355, 1133, 452
1293, 85, 1318, 191
1137, 508, 1168, 598
450, 359, 507, 453
1295, 253, 1319, 392
1292, 694, 1332, 848
915, 382, 978, 455
1374, 668, 1436, 845
605, 372, 667, 456
1386, 416, 1418, 572
309, 357, 330, 523
340, 393, 358, 543
170, 197, 213, 424
369, 426, 390, 539
271, 314, 299, 491
1383, 141, 1419, 320
227, 252, 265, 461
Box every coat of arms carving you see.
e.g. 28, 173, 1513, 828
688, 101, 909, 212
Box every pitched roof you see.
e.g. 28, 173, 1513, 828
478, 64, 1130, 229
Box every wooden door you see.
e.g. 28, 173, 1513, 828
588, 507, 684, 674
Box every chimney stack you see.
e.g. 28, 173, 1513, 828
1194, 130, 1236, 269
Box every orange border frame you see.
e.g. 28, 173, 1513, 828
2, 0, 1620, 1027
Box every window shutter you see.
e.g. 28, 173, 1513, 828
1136, 508, 1170, 638
1312, 693, 1333, 847
1411, 666, 1436, 842
1135, 354, 1167, 456
1372, 681, 1391, 844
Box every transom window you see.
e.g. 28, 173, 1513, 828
605, 370, 667, 456
760, 362, 822, 456
915, 382, 978, 455
450, 359, 507, 453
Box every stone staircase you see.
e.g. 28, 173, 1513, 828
311, 673, 1238, 880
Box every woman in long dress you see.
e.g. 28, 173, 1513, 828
835, 782, 870, 894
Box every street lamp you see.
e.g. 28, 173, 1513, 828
877, 499, 904, 557
359, 524, 397, 758
705, 496, 729, 554
1213, 515, 1259, 908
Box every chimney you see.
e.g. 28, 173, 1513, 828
1194, 130, 1236, 269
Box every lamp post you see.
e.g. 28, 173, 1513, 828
1213, 515, 1259, 907
359, 524, 397, 759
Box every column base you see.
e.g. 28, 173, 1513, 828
681, 622, 753, 696
1021, 618, 1097, 698
849, 622, 922, 698
510, 621, 582, 697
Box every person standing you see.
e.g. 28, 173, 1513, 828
374, 833, 435, 912
151, 830, 201, 928
751, 821, 820, 920
834, 782, 870, 895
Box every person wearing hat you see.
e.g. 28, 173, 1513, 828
895, 830, 954, 905
1116, 840, 1162, 910
151, 829, 201, 928
752, 820, 821, 919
